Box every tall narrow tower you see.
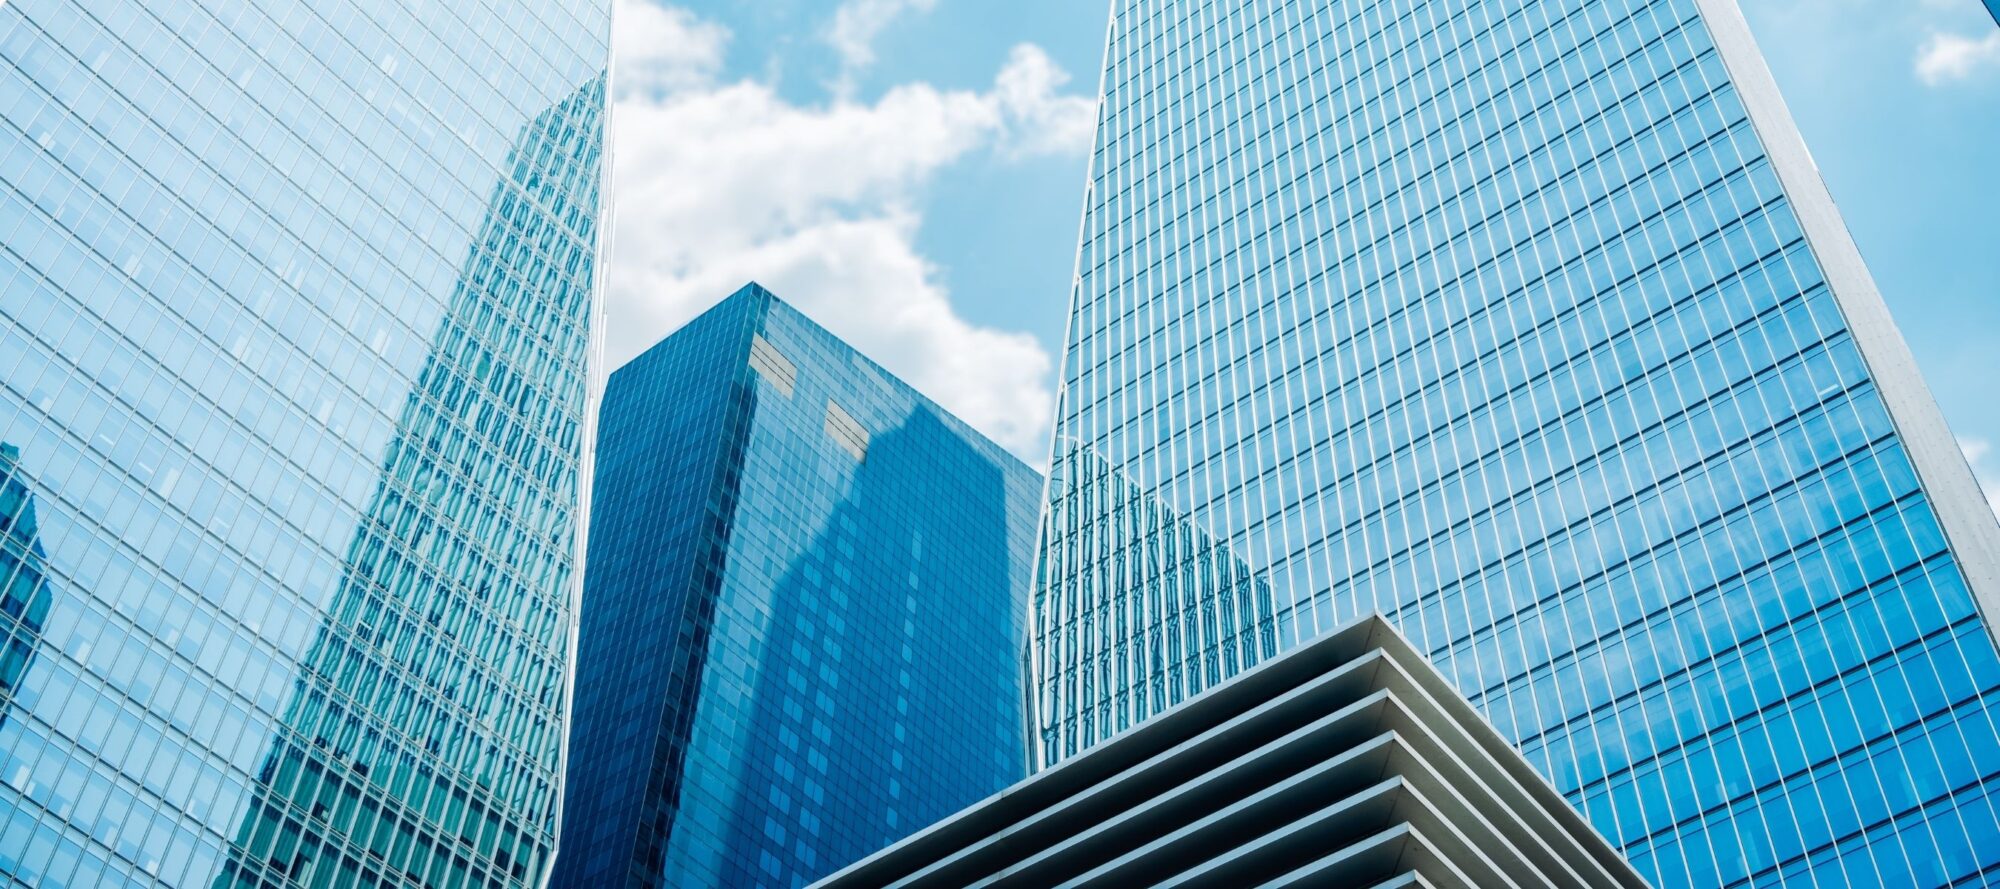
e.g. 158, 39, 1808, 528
1033, 0, 2000, 885
0, 1, 611, 885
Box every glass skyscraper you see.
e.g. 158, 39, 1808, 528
1035, 0, 2000, 886
0, 1, 609, 886
555, 285, 1042, 889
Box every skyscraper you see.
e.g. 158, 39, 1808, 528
0, 1, 610, 886
1036, 0, 2000, 886
555, 285, 1043, 889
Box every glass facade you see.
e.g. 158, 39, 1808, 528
1031, 438, 1279, 763
555, 285, 1043, 889
1036, 0, 2000, 886
0, 0, 610, 886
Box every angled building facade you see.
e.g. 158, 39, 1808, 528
820, 615, 1646, 889
1035, 0, 2000, 886
0, 1, 610, 885
554, 285, 1044, 889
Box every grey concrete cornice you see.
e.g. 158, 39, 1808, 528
814, 614, 1648, 889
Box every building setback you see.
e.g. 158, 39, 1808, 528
555, 285, 1044, 889
0, 0, 611, 886
1034, 0, 2000, 885
819, 613, 1648, 889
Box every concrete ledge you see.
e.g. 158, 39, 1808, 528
813, 614, 1648, 889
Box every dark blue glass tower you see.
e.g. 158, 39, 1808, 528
555, 285, 1042, 889
1035, 0, 2000, 886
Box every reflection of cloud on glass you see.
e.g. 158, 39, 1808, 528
215, 75, 607, 889
0, 443, 52, 725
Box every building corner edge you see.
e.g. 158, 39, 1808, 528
1691, 0, 2000, 651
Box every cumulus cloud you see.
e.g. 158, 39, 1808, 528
1915, 28, 2000, 84
612, 0, 729, 98
826, 0, 938, 75
993, 44, 1100, 158
1963, 438, 2000, 519
605, 0, 1097, 456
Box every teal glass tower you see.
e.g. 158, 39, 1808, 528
1033, 438, 1281, 758
0, 1, 609, 886
554, 285, 1042, 889
1036, 0, 2000, 886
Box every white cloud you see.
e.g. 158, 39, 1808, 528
826, 0, 937, 75
1915, 28, 2000, 84
612, 0, 730, 98
993, 44, 1099, 158
606, 2, 1097, 456
1960, 437, 2000, 519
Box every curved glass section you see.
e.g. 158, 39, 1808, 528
1037, 0, 2000, 885
1032, 438, 1279, 766
0, 0, 610, 885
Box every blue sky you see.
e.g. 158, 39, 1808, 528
604, 0, 2000, 502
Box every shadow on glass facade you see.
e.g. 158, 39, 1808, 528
1037, 0, 2000, 885
0, 0, 609, 885
1032, 438, 1279, 766
555, 285, 1042, 889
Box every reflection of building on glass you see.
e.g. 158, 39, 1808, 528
1032, 440, 1279, 769
216, 76, 606, 889
0, 444, 51, 723
554, 284, 1043, 889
